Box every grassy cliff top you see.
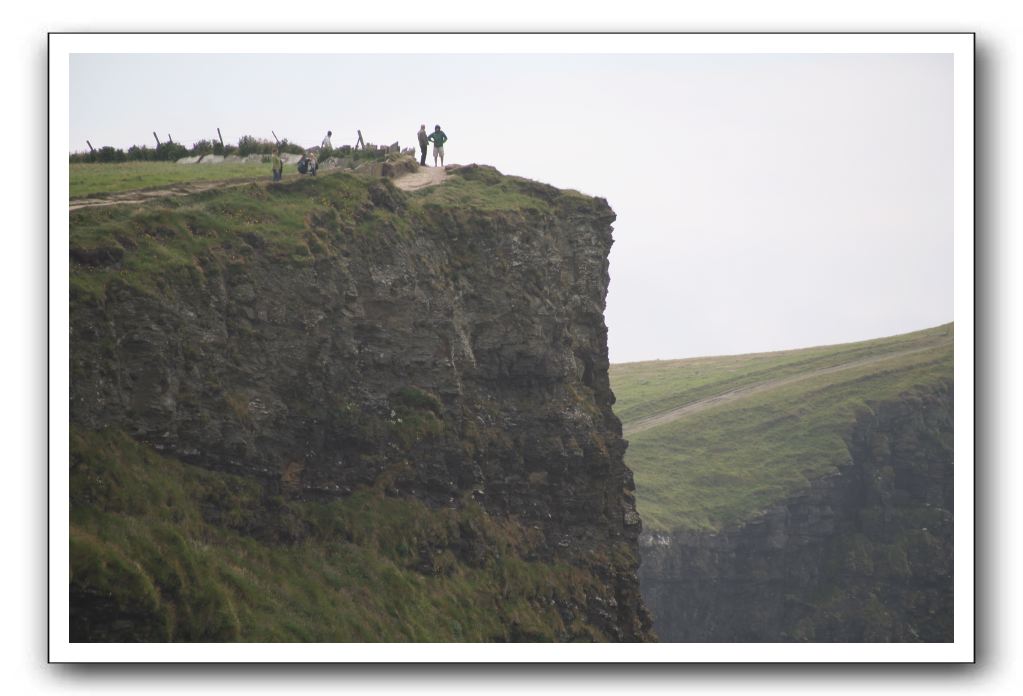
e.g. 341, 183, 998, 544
71, 161, 279, 199
69, 164, 601, 304
611, 324, 954, 533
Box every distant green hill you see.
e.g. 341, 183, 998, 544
610, 324, 954, 533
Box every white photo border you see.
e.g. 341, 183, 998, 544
49, 31, 975, 664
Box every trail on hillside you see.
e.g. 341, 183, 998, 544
621, 337, 953, 437
70, 165, 449, 211
69, 180, 258, 211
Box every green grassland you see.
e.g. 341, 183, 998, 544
71, 426, 625, 641
610, 325, 953, 534
611, 324, 952, 425
70, 161, 290, 199
69, 171, 405, 302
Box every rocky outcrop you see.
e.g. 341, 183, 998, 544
638, 384, 953, 642
69, 165, 652, 641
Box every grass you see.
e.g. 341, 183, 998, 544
70, 161, 296, 199
68, 164, 595, 307
413, 165, 593, 214
69, 173, 379, 302
415, 174, 554, 213
611, 324, 953, 425
610, 325, 954, 533
70, 426, 623, 642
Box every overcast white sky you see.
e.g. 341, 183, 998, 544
70, 52, 953, 363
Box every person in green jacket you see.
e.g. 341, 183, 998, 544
427, 125, 448, 167
271, 147, 283, 182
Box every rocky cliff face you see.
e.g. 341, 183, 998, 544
69, 165, 652, 641
638, 385, 953, 642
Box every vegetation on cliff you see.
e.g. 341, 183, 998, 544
71, 426, 633, 641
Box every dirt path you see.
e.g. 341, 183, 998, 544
70, 165, 449, 212
393, 166, 448, 191
69, 180, 257, 211
621, 337, 952, 437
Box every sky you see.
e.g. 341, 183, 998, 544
70, 52, 953, 364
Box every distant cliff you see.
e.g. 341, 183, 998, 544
638, 384, 953, 642
69, 165, 653, 641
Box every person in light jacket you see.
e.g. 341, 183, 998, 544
417, 124, 429, 166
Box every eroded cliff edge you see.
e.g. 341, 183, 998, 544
638, 384, 953, 642
69, 165, 653, 641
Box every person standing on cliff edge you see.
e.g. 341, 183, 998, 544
271, 146, 282, 182
427, 125, 448, 167
417, 124, 429, 166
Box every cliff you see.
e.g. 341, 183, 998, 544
637, 384, 953, 642
69, 165, 653, 641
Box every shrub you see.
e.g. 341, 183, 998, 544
127, 145, 157, 161
278, 139, 305, 155
155, 142, 189, 161
95, 146, 126, 163
69, 134, 307, 163
191, 139, 214, 155
237, 135, 274, 156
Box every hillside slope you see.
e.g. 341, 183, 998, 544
69, 164, 653, 642
612, 325, 952, 533
611, 327, 954, 641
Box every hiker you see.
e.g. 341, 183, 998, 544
271, 147, 282, 182
321, 130, 332, 150
427, 125, 448, 167
417, 124, 429, 166
298, 150, 315, 175
297, 150, 318, 175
